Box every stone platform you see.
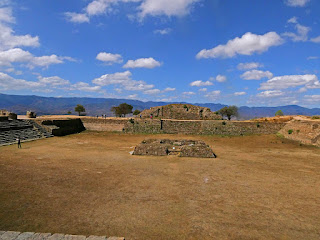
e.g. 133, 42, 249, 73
133, 139, 217, 158
0, 231, 124, 240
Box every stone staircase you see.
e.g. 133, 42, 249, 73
0, 120, 53, 146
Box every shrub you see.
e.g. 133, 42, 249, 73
275, 110, 284, 116
222, 121, 226, 125
129, 118, 134, 124
288, 129, 293, 134
312, 115, 320, 119
256, 123, 260, 128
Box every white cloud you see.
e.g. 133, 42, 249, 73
96, 52, 123, 64
257, 90, 285, 98
182, 91, 195, 95
138, 0, 200, 18
70, 82, 102, 92
64, 12, 90, 23
310, 36, 320, 43
304, 95, 320, 103
234, 91, 246, 96
241, 70, 273, 80
0, 7, 39, 50
144, 89, 161, 95
38, 76, 70, 86
0, 48, 72, 68
237, 62, 263, 70
154, 28, 172, 35
205, 90, 221, 100
190, 80, 213, 87
199, 88, 207, 92
0, 72, 42, 90
92, 70, 154, 91
215, 75, 227, 82
163, 87, 175, 92
259, 74, 320, 90
127, 94, 138, 99
285, 0, 310, 7
307, 56, 319, 60
196, 32, 283, 59
123, 57, 161, 69
283, 17, 310, 42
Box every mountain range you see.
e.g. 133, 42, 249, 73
0, 93, 319, 119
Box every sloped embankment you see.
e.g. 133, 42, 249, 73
278, 119, 320, 147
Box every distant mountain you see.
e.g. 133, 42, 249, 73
0, 93, 319, 119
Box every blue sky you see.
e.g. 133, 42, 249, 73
0, 0, 319, 107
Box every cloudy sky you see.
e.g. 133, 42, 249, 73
0, 0, 319, 107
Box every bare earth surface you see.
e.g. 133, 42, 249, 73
0, 132, 320, 240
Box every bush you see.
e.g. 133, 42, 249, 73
222, 121, 226, 125
288, 129, 293, 135
312, 115, 320, 119
256, 123, 260, 128
129, 118, 134, 124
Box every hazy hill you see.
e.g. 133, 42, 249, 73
0, 93, 319, 119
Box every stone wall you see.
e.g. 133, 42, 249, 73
38, 119, 85, 136
124, 119, 286, 136
278, 119, 320, 147
81, 118, 127, 132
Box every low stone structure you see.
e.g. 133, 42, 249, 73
139, 104, 221, 120
0, 231, 124, 240
133, 139, 217, 158
278, 119, 320, 147
0, 110, 17, 120
38, 119, 86, 136
26, 111, 36, 118
124, 119, 286, 136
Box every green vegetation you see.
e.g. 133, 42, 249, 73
312, 115, 320, 119
218, 106, 239, 120
74, 104, 85, 116
67, 111, 72, 115
133, 110, 141, 115
275, 110, 284, 116
288, 129, 293, 135
222, 121, 226, 125
111, 103, 133, 117
276, 133, 284, 138
256, 123, 260, 128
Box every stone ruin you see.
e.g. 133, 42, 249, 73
138, 104, 221, 120
0, 109, 17, 120
26, 111, 36, 118
133, 139, 217, 158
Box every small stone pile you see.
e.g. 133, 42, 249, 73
133, 139, 216, 158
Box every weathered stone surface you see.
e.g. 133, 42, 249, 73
16, 232, 35, 240
86, 236, 107, 240
106, 238, 124, 240
47, 234, 65, 240
31, 233, 51, 240
0, 231, 21, 240
133, 139, 216, 158
64, 235, 86, 240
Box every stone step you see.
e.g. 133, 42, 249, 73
0, 231, 124, 240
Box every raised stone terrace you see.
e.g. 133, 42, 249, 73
0, 231, 124, 240
0, 120, 53, 146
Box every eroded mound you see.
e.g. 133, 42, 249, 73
133, 139, 217, 158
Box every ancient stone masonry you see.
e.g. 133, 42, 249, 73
133, 139, 217, 158
0, 119, 53, 146
124, 119, 286, 136
0, 110, 17, 120
278, 119, 320, 147
37, 119, 86, 136
139, 104, 221, 120
0, 231, 125, 240
81, 118, 128, 132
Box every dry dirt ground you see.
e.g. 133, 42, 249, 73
0, 132, 319, 240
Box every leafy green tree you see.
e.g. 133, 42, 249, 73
218, 106, 238, 120
67, 111, 72, 115
275, 110, 284, 116
133, 109, 141, 115
111, 103, 133, 117
75, 104, 85, 116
